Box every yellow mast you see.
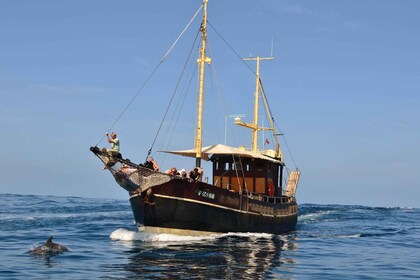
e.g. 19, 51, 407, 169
235, 56, 278, 154
195, 0, 211, 167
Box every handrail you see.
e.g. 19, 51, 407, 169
246, 192, 295, 204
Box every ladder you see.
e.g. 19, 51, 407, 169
285, 169, 301, 197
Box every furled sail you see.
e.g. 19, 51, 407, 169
160, 144, 282, 164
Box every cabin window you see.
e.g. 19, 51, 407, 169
224, 162, 229, 171
246, 164, 250, 171
256, 163, 264, 172
215, 161, 219, 170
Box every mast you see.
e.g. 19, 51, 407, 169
235, 56, 279, 155
194, 0, 211, 167
251, 56, 263, 151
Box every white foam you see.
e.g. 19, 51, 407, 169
299, 210, 336, 222
109, 228, 273, 243
220, 232, 273, 239
336, 234, 361, 238
109, 228, 140, 241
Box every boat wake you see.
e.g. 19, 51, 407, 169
109, 228, 273, 243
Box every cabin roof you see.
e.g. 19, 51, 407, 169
160, 144, 282, 164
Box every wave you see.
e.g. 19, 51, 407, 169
360, 228, 411, 238
302, 233, 362, 239
298, 210, 337, 222
0, 211, 131, 222
336, 234, 362, 238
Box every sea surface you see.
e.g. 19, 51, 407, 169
0, 193, 419, 279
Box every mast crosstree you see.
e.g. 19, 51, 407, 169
235, 56, 282, 159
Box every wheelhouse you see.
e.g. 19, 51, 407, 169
211, 154, 284, 197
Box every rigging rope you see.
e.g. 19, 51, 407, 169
153, 29, 201, 165
95, 4, 204, 148
259, 79, 298, 169
206, 43, 224, 143
206, 21, 254, 149
161, 5, 203, 63
279, 130, 298, 169
207, 21, 255, 75
158, 65, 197, 167
207, 20, 299, 171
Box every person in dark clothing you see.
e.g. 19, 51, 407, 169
189, 168, 199, 181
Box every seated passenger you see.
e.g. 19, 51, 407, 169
105, 132, 120, 156
101, 132, 121, 169
189, 167, 204, 181
165, 167, 179, 176
150, 157, 159, 171
144, 157, 159, 171
189, 168, 199, 181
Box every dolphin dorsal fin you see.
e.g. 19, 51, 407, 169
45, 236, 53, 246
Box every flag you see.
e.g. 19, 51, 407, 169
265, 138, 270, 145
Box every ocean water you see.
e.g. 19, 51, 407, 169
0, 194, 419, 279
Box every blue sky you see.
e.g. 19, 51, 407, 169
1, 0, 419, 207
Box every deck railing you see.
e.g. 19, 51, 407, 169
247, 192, 296, 204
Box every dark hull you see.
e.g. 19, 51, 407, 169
129, 177, 297, 235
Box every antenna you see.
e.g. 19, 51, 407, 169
271, 37, 274, 57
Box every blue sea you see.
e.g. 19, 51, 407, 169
0, 194, 419, 279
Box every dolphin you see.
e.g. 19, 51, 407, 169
29, 236, 69, 255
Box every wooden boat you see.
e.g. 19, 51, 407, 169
91, 0, 300, 235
